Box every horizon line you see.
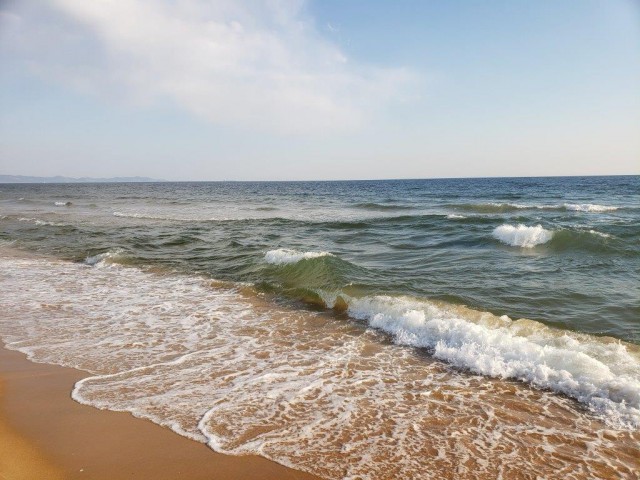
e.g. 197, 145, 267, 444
1, 173, 638, 184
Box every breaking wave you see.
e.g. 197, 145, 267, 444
85, 248, 128, 267
492, 224, 553, 247
264, 248, 333, 265
337, 294, 640, 429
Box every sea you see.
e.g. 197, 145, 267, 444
0, 175, 638, 479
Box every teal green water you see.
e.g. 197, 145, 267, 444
1, 176, 638, 342
1, 176, 639, 478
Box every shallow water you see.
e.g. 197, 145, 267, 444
1, 176, 639, 478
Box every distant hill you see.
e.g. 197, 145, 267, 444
0, 175, 162, 183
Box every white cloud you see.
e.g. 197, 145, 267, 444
1, 0, 416, 134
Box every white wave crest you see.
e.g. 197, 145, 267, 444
17, 217, 66, 227
564, 203, 618, 213
342, 294, 640, 429
446, 214, 466, 219
85, 249, 125, 267
54, 201, 72, 206
493, 224, 553, 247
114, 211, 181, 221
113, 211, 236, 222
264, 248, 332, 265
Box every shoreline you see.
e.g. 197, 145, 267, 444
0, 346, 320, 480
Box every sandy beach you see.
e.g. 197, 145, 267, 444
0, 346, 320, 480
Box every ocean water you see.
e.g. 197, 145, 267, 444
0, 176, 639, 479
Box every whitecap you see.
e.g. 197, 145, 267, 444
264, 248, 332, 265
492, 224, 553, 247
564, 203, 618, 213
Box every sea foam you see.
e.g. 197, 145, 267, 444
492, 224, 553, 247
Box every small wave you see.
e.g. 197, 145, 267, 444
563, 203, 618, 213
450, 202, 620, 214
493, 224, 553, 248
264, 248, 333, 265
17, 217, 67, 227
446, 214, 466, 219
547, 228, 623, 254
54, 201, 72, 206
353, 202, 414, 211
114, 211, 176, 220
113, 211, 247, 222
588, 229, 612, 239
337, 294, 640, 429
114, 211, 214, 222
85, 249, 126, 267
451, 202, 530, 213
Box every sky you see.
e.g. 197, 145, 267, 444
0, 0, 638, 181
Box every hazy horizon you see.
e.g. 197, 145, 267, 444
1, 173, 639, 185
1, 1, 638, 180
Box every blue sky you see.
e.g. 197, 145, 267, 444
1, 0, 638, 180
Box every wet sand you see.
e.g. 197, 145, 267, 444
0, 347, 320, 480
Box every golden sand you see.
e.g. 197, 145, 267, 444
0, 347, 319, 480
